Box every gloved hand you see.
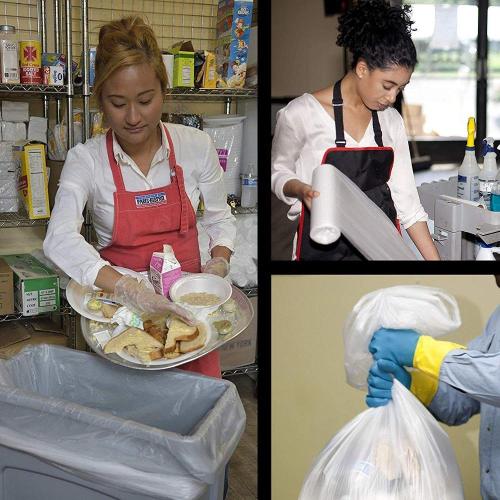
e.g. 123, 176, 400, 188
366, 359, 411, 408
369, 327, 421, 367
202, 257, 230, 278
114, 275, 196, 325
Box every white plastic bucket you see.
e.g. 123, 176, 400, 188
203, 115, 246, 196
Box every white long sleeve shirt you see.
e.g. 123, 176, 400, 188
43, 122, 236, 287
271, 93, 428, 228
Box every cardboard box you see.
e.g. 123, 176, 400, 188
195, 51, 217, 89
0, 258, 14, 315
219, 295, 257, 370
215, 0, 254, 88
2, 254, 60, 316
15, 142, 50, 219
170, 41, 195, 88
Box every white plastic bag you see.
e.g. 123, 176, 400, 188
343, 285, 461, 390
299, 285, 464, 500
299, 381, 464, 500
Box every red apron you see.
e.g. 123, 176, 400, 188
100, 125, 221, 378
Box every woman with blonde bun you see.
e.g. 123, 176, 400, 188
44, 16, 236, 378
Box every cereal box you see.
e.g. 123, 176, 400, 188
215, 0, 254, 88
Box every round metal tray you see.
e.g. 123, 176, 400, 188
81, 285, 254, 370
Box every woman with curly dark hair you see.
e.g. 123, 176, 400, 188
271, 0, 439, 261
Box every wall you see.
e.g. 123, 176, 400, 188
271, 275, 496, 500
271, 0, 345, 96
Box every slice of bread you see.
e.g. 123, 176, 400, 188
126, 345, 163, 363
101, 303, 120, 318
164, 343, 181, 359
104, 327, 163, 356
179, 326, 207, 353
164, 317, 199, 353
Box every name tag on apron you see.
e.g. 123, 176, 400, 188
134, 192, 167, 208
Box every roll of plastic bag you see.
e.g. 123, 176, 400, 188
299, 380, 464, 500
343, 285, 461, 390
309, 164, 417, 260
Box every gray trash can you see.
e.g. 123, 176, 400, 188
0, 344, 246, 500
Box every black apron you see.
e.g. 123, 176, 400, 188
296, 79, 399, 261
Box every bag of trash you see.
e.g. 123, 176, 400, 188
299, 285, 464, 500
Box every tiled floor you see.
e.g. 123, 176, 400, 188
226, 374, 258, 499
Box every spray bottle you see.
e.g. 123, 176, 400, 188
479, 137, 498, 209
457, 117, 480, 201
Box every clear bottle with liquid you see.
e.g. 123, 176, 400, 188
0, 25, 20, 84
457, 117, 480, 202
241, 163, 258, 208
479, 137, 498, 209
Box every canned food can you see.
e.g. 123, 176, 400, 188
20, 40, 42, 84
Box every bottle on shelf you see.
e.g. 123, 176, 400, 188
479, 137, 498, 210
0, 25, 20, 84
240, 163, 257, 208
457, 117, 480, 202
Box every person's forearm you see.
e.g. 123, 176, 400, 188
211, 245, 232, 262
407, 221, 440, 260
283, 179, 305, 199
94, 265, 125, 293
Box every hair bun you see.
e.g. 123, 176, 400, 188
337, 0, 417, 70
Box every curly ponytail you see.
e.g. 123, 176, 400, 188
337, 0, 417, 70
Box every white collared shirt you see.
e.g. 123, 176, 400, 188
271, 93, 429, 229
43, 122, 236, 287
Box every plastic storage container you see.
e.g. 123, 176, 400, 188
203, 115, 246, 197
0, 344, 246, 500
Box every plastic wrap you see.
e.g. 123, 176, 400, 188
310, 164, 417, 260
299, 285, 464, 500
0, 159, 20, 213
163, 113, 203, 130
196, 214, 257, 287
0, 344, 246, 499
1, 121, 26, 141
343, 285, 461, 390
299, 380, 464, 500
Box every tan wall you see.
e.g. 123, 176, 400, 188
271, 0, 345, 96
271, 275, 497, 500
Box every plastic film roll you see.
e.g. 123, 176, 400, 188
310, 164, 341, 245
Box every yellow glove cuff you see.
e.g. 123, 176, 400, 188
410, 370, 439, 406
413, 335, 465, 379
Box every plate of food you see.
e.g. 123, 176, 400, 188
66, 267, 152, 322
80, 285, 254, 370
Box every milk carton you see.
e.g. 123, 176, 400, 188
149, 245, 182, 297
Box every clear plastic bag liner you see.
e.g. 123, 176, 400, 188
299, 380, 464, 500
310, 165, 417, 260
343, 285, 461, 390
0, 344, 246, 499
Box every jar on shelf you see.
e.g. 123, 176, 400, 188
0, 25, 20, 84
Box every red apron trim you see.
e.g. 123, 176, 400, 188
295, 202, 306, 261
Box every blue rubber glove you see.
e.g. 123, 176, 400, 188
366, 359, 411, 408
369, 327, 421, 367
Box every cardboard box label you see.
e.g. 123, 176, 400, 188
2, 254, 59, 316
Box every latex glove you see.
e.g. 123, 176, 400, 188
366, 359, 411, 408
202, 257, 230, 278
113, 275, 196, 325
369, 327, 421, 367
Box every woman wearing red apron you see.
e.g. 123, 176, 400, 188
271, 0, 440, 260
43, 16, 236, 378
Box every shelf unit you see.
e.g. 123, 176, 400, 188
0, 0, 258, 375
